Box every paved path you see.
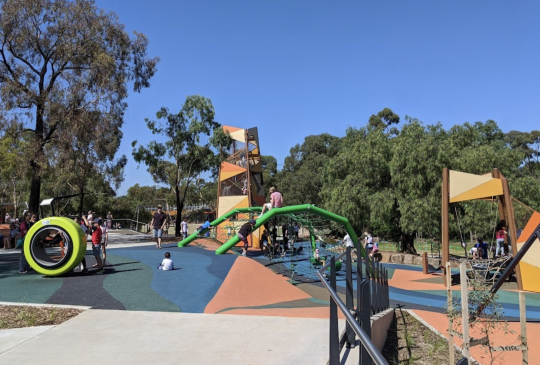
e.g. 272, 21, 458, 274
0, 309, 338, 365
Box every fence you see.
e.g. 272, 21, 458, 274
318, 247, 390, 365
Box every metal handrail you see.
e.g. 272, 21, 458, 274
317, 253, 389, 365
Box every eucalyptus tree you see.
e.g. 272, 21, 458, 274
132, 95, 231, 236
0, 0, 159, 213
276, 133, 341, 207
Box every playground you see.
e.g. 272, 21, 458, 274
1, 224, 540, 364
2, 128, 540, 365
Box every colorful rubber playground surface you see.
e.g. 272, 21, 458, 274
1, 233, 540, 364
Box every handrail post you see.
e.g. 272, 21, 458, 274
329, 256, 340, 365
346, 246, 355, 347
361, 279, 373, 365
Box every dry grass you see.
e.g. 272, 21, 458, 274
382, 308, 463, 365
0, 305, 82, 329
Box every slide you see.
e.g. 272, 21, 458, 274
178, 207, 262, 247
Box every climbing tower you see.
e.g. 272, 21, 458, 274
216, 126, 265, 247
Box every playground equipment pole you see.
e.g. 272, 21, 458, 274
177, 207, 262, 247
442, 168, 450, 282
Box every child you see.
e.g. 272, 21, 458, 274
91, 221, 104, 274
159, 252, 174, 271
260, 229, 269, 254
238, 219, 256, 257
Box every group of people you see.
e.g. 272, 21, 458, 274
343, 231, 379, 258
469, 224, 510, 260
1, 211, 37, 273
73, 213, 110, 275
2, 212, 38, 251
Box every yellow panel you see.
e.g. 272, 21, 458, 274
231, 196, 249, 210
519, 261, 540, 293
449, 178, 504, 203
251, 147, 259, 156
218, 196, 245, 217
220, 170, 245, 181
230, 130, 246, 142
516, 236, 540, 266
449, 170, 493, 199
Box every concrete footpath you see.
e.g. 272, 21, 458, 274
0, 309, 338, 365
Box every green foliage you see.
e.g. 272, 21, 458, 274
275, 133, 341, 207
446, 277, 514, 364
132, 95, 231, 235
261, 155, 278, 189
0, 0, 159, 212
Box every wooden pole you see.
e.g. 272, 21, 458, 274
502, 177, 522, 290
446, 262, 455, 365
442, 168, 450, 282
460, 262, 470, 361
519, 291, 528, 365
492, 169, 506, 221
422, 252, 428, 274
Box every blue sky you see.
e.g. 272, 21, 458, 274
93, 1, 540, 196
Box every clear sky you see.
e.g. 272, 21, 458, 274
93, 0, 540, 196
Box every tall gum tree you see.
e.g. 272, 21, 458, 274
132, 95, 232, 236
0, 0, 159, 213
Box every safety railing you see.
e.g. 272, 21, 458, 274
317, 246, 390, 365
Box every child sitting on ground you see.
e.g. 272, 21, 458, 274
158, 252, 174, 271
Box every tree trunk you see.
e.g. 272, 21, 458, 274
400, 231, 418, 255
29, 107, 45, 214
77, 190, 85, 218
175, 186, 182, 237
28, 165, 41, 215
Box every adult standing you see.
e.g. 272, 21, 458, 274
99, 219, 109, 267
18, 212, 31, 274
74, 217, 88, 273
150, 205, 167, 249
181, 218, 188, 239
343, 233, 354, 248
282, 223, 289, 249
364, 231, 374, 255
107, 211, 113, 230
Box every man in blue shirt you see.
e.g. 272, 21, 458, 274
475, 237, 488, 259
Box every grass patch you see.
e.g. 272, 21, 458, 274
0, 305, 82, 329
382, 309, 463, 364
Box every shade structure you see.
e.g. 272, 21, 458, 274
449, 170, 503, 203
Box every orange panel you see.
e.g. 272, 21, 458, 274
220, 170, 245, 181
520, 261, 540, 293
220, 161, 246, 173
223, 125, 242, 133
517, 211, 540, 243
